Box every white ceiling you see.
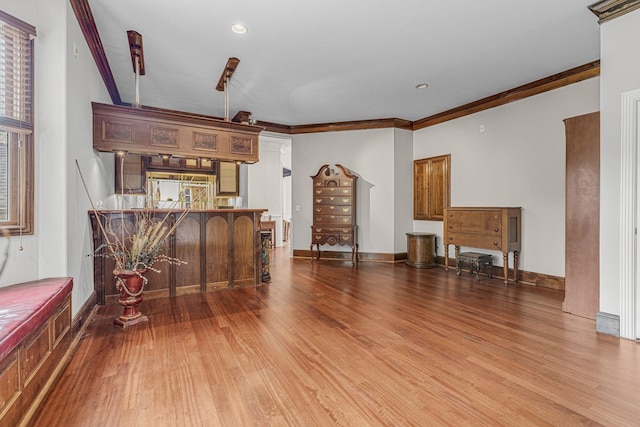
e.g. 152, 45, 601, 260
88, 0, 600, 126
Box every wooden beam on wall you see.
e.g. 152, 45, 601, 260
69, 0, 123, 105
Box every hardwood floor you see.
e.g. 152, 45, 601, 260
33, 247, 640, 426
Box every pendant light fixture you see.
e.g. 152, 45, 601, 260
127, 30, 145, 108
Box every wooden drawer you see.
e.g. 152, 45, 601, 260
446, 232, 502, 251
312, 232, 354, 245
313, 187, 352, 196
312, 227, 352, 234
446, 210, 502, 234
313, 196, 352, 206
314, 215, 353, 225
339, 233, 353, 244
314, 205, 352, 214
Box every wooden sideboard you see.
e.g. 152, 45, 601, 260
310, 164, 358, 264
90, 209, 266, 304
443, 207, 521, 284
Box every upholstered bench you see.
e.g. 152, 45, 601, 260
0, 277, 73, 426
456, 252, 493, 281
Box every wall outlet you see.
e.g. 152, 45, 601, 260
295, 204, 300, 211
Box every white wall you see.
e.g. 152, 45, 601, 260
0, 0, 113, 317
0, 0, 40, 286
248, 136, 285, 216
291, 128, 399, 254
599, 10, 640, 317
413, 77, 599, 277
393, 129, 414, 252
247, 134, 291, 246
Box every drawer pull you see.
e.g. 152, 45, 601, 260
316, 228, 322, 232
342, 198, 349, 203
494, 228, 499, 232
315, 190, 322, 194
330, 206, 335, 210
330, 197, 335, 201
493, 241, 498, 246
342, 208, 349, 212
343, 218, 349, 222
330, 215, 335, 219
315, 199, 321, 203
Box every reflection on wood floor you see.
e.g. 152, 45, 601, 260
34, 246, 640, 426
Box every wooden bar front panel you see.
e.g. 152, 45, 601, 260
90, 209, 265, 304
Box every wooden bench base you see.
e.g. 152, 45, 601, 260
0, 278, 73, 427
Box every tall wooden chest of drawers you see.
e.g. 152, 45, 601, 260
443, 207, 521, 284
310, 164, 358, 264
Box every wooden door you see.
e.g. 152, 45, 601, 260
564, 111, 600, 319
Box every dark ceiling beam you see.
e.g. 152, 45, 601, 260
69, 0, 123, 105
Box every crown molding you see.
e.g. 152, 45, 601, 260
412, 61, 600, 131
289, 118, 413, 134
71, 4, 600, 135
589, 0, 640, 23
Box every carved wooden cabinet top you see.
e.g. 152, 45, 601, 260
92, 102, 264, 163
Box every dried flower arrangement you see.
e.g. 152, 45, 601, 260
92, 208, 189, 273
75, 159, 199, 275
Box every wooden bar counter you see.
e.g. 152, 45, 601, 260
90, 209, 266, 305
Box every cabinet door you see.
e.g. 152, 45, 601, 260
413, 154, 450, 221
115, 154, 146, 194
427, 155, 449, 220
217, 161, 239, 196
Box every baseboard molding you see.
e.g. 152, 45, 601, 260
437, 256, 565, 290
596, 312, 620, 337
293, 251, 564, 290
293, 249, 407, 263
71, 290, 97, 334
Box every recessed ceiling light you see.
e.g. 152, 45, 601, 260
231, 23, 248, 34
415, 83, 429, 90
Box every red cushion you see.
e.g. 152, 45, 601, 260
0, 277, 73, 360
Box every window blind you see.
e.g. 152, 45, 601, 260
0, 10, 36, 134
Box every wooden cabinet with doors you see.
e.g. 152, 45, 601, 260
310, 164, 358, 264
115, 154, 146, 194
414, 154, 450, 220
